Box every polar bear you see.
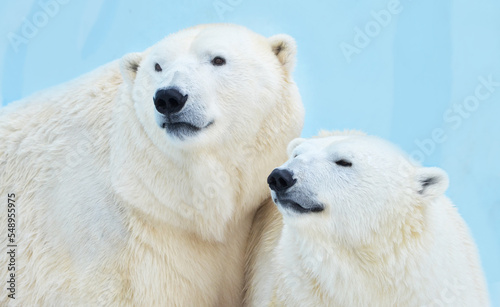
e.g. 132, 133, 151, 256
0, 24, 304, 306
244, 131, 489, 307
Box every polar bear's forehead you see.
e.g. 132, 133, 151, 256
191, 29, 255, 52
296, 135, 411, 165
156, 24, 263, 53
322, 136, 412, 165
294, 135, 358, 155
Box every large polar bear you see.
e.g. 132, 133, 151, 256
0, 24, 304, 306
244, 132, 489, 307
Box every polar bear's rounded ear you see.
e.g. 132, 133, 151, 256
415, 167, 449, 200
120, 52, 143, 86
287, 137, 306, 157
268, 34, 297, 74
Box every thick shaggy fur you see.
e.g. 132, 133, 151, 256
0, 24, 304, 306
244, 132, 489, 307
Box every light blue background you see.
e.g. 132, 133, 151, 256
1, 0, 499, 304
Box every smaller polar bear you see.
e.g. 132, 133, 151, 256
246, 131, 490, 307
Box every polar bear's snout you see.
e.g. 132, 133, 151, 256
153, 86, 214, 139
268, 168, 296, 192
154, 88, 188, 116
268, 168, 324, 214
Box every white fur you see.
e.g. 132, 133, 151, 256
246, 132, 489, 307
0, 24, 304, 306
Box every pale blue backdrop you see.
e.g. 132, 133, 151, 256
0, 0, 499, 304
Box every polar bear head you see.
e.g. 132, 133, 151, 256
112, 24, 303, 241
268, 132, 449, 247
119, 24, 300, 150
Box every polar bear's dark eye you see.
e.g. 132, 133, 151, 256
211, 56, 226, 66
155, 63, 162, 72
335, 159, 352, 167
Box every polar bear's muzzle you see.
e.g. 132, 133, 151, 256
153, 87, 213, 139
268, 168, 324, 214
154, 88, 188, 115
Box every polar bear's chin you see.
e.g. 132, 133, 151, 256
276, 199, 324, 214
164, 121, 214, 140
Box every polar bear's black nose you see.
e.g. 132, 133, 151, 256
154, 88, 188, 115
268, 168, 296, 192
